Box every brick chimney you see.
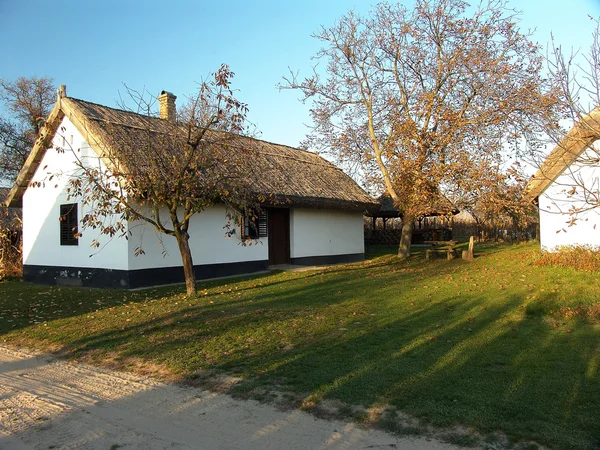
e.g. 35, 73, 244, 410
57, 85, 67, 100
158, 90, 177, 122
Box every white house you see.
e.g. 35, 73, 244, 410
4, 86, 377, 288
525, 107, 600, 251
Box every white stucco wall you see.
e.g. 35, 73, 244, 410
22, 116, 129, 269
539, 144, 600, 251
127, 204, 268, 270
290, 208, 364, 258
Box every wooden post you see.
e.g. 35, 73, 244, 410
462, 236, 474, 261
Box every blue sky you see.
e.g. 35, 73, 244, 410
1, 0, 599, 149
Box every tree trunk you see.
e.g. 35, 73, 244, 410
398, 219, 414, 260
175, 231, 196, 296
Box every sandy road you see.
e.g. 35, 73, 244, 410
0, 345, 460, 449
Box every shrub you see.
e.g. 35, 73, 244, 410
536, 245, 600, 272
0, 210, 22, 280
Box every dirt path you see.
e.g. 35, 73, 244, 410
0, 345, 461, 449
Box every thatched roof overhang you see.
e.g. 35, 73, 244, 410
4, 99, 65, 208
4, 94, 378, 213
524, 107, 600, 202
260, 194, 377, 212
365, 194, 459, 219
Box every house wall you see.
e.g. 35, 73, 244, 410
539, 144, 600, 251
22, 116, 130, 287
289, 208, 364, 265
125, 206, 366, 286
126, 205, 269, 287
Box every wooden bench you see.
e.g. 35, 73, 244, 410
423, 237, 475, 261
424, 240, 458, 261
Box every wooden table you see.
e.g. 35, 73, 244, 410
423, 240, 458, 260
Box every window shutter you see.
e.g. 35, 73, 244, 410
258, 210, 267, 238
60, 203, 79, 246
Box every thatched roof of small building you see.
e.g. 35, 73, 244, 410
366, 193, 459, 219
5, 95, 377, 212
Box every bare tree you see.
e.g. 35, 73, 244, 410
0, 76, 55, 184
63, 65, 258, 295
282, 0, 556, 258
526, 18, 600, 223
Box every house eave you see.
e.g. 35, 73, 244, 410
4, 101, 65, 208
261, 195, 378, 213
4, 96, 133, 208
524, 106, 600, 203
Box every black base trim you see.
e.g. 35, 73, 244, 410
290, 253, 364, 266
22, 254, 363, 289
23, 265, 130, 289
23, 260, 270, 290
128, 260, 269, 289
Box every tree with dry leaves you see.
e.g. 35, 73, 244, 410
450, 161, 536, 240
0, 76, 55, 184
64, 65, 258, 295
283, 0, 557, 258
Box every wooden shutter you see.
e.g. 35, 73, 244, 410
257, 210, 267, 238
60, 203, 78, 246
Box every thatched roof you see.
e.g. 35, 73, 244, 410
524, 107, 600, 201
5, 94, 377, 211
366, 193, 459, 219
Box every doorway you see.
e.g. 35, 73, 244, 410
267, 208, 290, 265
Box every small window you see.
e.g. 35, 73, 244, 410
60, 203, 78, 246
240, 209, 267, 239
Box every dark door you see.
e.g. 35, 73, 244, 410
268, 208, 290, 265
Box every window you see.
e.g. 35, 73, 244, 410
240, 209, 267, 239
60, 203, 78, 246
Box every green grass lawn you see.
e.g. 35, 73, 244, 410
1, 242, 599, 449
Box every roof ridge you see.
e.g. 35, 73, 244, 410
67, 97, 163, 121
78, 118, 339, 168
68, 97, 331, 161
84, 116, 173, 134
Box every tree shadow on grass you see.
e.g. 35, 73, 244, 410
219, 293, 600, 449
0, 244, 419, 338
45, 273, 600, 449
2, 243, 599, 448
